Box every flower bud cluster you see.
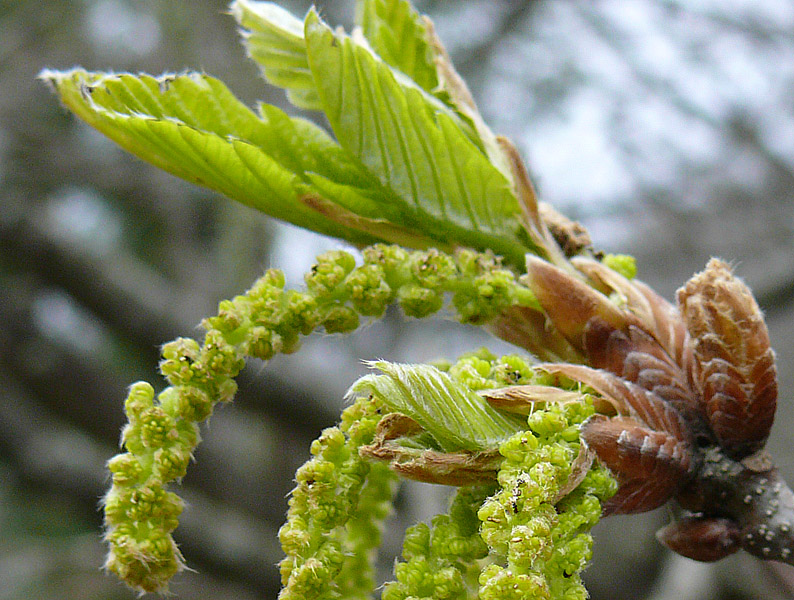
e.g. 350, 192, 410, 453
278, 393, 397, 600
383, 486, 492, 600
477, 401, 617, 600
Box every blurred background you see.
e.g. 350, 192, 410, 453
2, 0, 794, 598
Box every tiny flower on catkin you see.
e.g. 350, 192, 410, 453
277, 393, 398, 600
345, 263, 393, 316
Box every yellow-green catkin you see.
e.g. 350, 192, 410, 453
278, 393, 398, 600
382, 486, 493, 600
477, 400, 617, 600
103, 245, 538, 592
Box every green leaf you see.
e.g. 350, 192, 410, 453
354, 0, 517, 185
351, 361, 525, 452
355, 0, 439, 94
40, 68, 407, 244
304, 11, 530, 267
231, 0, 321, 110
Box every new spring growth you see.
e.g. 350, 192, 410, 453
427, 350, 617, 599
278, 348, 616, 600
477, 401, 616, 600
278, 393, 397, 600
102, 245, 539, 592
347, 349, 617, 599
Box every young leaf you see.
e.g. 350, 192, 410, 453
354, 0, 511, 179
355, 0, 439, 93
304, 11, 532, 266
354, 1, 559, 261
41, 68, 422, 246
231, 0, 321, 110
351, 361, 526, 452
297, 186, 444, 251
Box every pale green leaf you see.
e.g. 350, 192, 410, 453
304, 11, 529, 266
354, 0, 516, 184
355, 0, 439, 93
231, 0, 321, 110
351, 361, 525, 452
41, 68, 386, 243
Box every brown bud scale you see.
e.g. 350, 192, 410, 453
503, 254, 794, 566
678, 258, 777, 458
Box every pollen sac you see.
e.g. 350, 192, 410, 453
656, 516, 740, 562
677, 259, 777, 459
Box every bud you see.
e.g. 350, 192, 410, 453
677, 259, 777, 459
657, 516, 740, 562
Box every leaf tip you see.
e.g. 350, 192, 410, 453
38, 67, 78, 91
304, 5, 322, 28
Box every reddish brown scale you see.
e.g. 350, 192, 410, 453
699, 354, 777, 459
479, 385, 603, 415
678, 258, 777, 459
359, 414, 502, 486
506, 254, 794, 566
540, 364, 693, 514
582, 414, 691, 514
583, 320, 699, 422
527, 258, 701, 423
751, 352, 778, 398
656, 517, 740, 562
540, 364, 691, 446
571, 257, 653, 321
573, 257, 697, 389
632, 279, 692, 365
